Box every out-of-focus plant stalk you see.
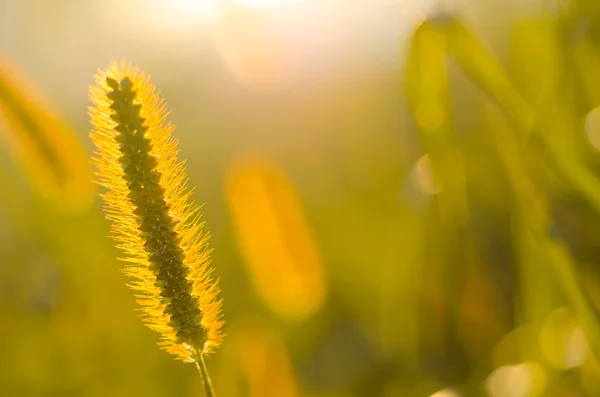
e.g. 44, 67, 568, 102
225, 154, 326, 321
440, 18, 600, 216
407, 16, 600, 362
405, 20, 468, 227
0, 53, 94, 209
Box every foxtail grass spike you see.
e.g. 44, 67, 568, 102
88, 62, 224, 368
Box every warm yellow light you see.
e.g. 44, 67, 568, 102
232, 0, 298, 6
151, 0, 222, 28
102, 0, 222, 37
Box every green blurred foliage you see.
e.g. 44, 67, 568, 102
3, 0, 600, 396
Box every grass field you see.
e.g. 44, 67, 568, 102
2, 0, 600, 396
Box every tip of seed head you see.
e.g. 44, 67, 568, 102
106, 77, 119, 90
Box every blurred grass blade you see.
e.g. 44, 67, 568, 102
0, 53, 93, 209
405, 20, 468, 225
406, 22, 474, 377
405, 20, 450, 135
543, 236, 600, 362
508, 18, 600, 218
412, 17, 600, 361
443, 18, 535, 133
442, 18, 600, 215
573, 34, 600, 109
489, 106, 558, 359
508, 18, 562, 108
488, 106, 600, 362
541, 101, 600, 214
225, 153, 326, 320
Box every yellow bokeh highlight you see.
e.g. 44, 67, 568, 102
485, 362, 546, 397
539, 307, 589, 370
411, 153, 440, 195
0, 53, 93, 209
225, 153, 326, 320
429, 388, 461, 397
585, 106, 600, 151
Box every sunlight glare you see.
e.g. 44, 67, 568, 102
232, 0, 299, 6
104, 0, 222, 38
151, 0, 222, 29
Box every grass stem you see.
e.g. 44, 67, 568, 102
195, 348, 215, 397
